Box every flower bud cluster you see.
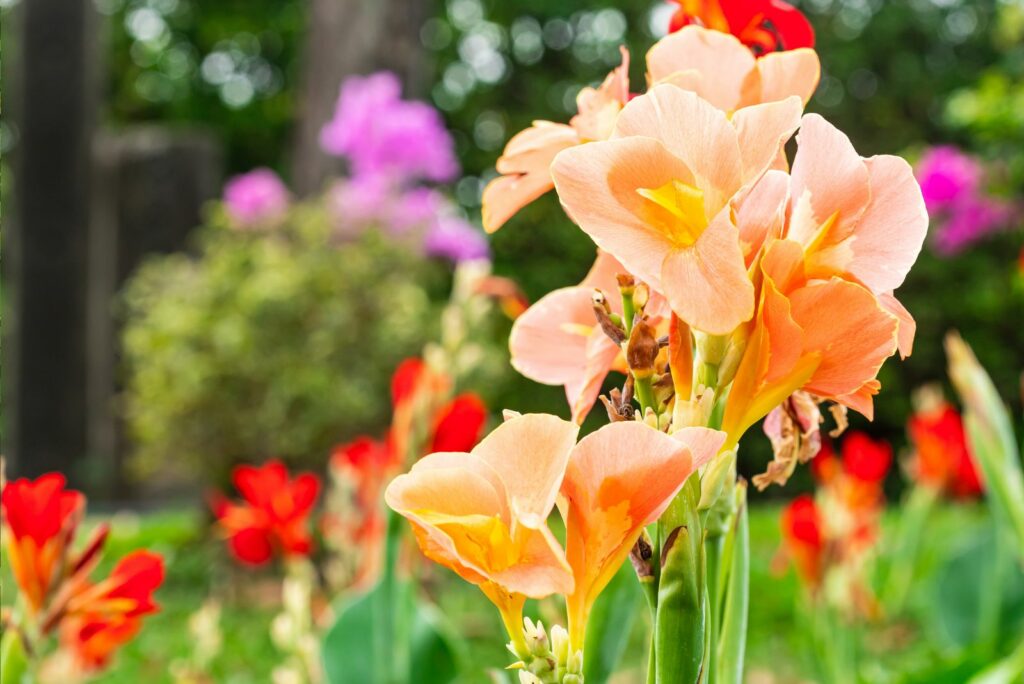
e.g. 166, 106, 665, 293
509, 618, 584, 684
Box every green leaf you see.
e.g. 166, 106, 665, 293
322, 581, 460, 684
968, 638, 1024, 684
583, 561, 642, 684
0, 630, 30, 684
946, 333, 1024, 559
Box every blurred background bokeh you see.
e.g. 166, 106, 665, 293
3, 0, 1022, 496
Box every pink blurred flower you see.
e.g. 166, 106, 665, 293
222, 168, 290, 228
319, 72, 459, 185
934, 195, 1014, 255
424, 216, 491, 262
915, 146, 982, 213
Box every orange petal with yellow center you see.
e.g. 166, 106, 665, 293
551, 136, 695, 291
613, 84, 743, 216
660, 208, 754, 335
482, 122, 579, 233
734, 171, 790, 265
788, 114, 870, 246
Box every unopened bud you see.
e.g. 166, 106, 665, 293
633, 282, 650, 312
627, 318, 659, 379
698, 449, 736, 512
550, 624, 570, 664
592, 290, 627, 344
695, 332, 729, 366
518, 672, 544, 684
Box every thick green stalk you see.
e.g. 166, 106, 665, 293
882, 484, 938, 615
0, 630, 29, 684
654, 474, 706, 684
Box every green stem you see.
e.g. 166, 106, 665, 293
622, 291, 636, 335
715, 485, 749, 684
704, 534, 724, 684
882, 484, 938, 615
634, 374, 658, 417
978, 528, 1008, 656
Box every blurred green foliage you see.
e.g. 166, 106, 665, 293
120, 212, 443, 486
105, 0, 1023, 491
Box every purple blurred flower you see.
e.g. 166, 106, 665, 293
933, 196, 1014, 255
916, 146, 982, 214
223, 168, 290, 228
424, 216, 491, 263
319, 72, 459, 185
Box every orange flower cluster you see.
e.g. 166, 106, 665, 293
668, 0, 815, 54
1, 474, 164, 673
780, 434, 890, 612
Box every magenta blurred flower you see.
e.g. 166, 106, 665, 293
320, 72, 459, 185
934, 196, 1014, 255
223, 168, 290, 228
915, 146, 982, 214
424, 216, 491, 263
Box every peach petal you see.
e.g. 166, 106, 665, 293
645, 26, 756, 112
660, 209, 754, 335
755, 48, 821, 106
566, 334, 622, 425
789, 278, 899, 402
671, 427, 728, 470
731, 97, 802, 181
482, 122, 579, 233
788, 114, 870, 246
845, 155, 929, 293
571, 46, 630, 142
509, 286, 598, 387
490, 525, 575, 598
613, 85, 743, 216
879, 293, 916, 359
734, 171, 790, 264
551, 137, 693, 290
471, 413, 579, 529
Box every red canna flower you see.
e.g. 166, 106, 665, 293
908, 403, 982, 498
429, 394, 488, 453
61, 550, 164, 671
1, 474, 85, 613
213, 460, 321, 566
668, 0, 815, 54
780, 495, 824, 587
809, 438, 840, 484
841, 432, 892, 485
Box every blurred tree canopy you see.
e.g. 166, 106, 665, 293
103, 0, 1022, 490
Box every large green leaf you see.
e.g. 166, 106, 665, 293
0, 631, 29, 684
583, 560, 642, 684
322, 580, 459, 684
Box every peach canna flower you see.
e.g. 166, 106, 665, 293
560, 422, 725, 650
647, 25, 820, 114
481, 48, 630, 233
385, 413, 578, 644
509, 250, 668, 424
551, 83, 802, 335
721, 115, 926, 443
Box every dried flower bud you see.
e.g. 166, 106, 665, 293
633, 282, 650, 312
627, 317, 659, 379
592, 290, 627, 344
616, 273, 635, 296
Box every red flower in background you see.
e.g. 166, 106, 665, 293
1, 473, 85, 613
668, 0, 815, 53
842, 432, 892, 485
908, 402, 982, 498
62, 550, 165, 670
780, 495, 825, 587
429, 394, 488, 453
213, 460, 321, 566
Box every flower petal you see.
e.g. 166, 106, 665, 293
754, 48, 821, 106
482, 122, 579, 233
660, 208, 755, 335
471, 413, 579, 529
878, 292, 916, 359
645, 26, 757, 112
731, 96, 802, 182
510, 287, 598, 387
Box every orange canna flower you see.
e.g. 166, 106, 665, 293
551, 84, 802, 335
647, 25, 819, 113
560, 422, 725, 649
509, 250, 668, 424
1, 473, 85, 614
780, 495, 824, 588
481, 48, 630, 233
385, 413, 579, 644
62, 550, 164, 671
721, 114, 927, 444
